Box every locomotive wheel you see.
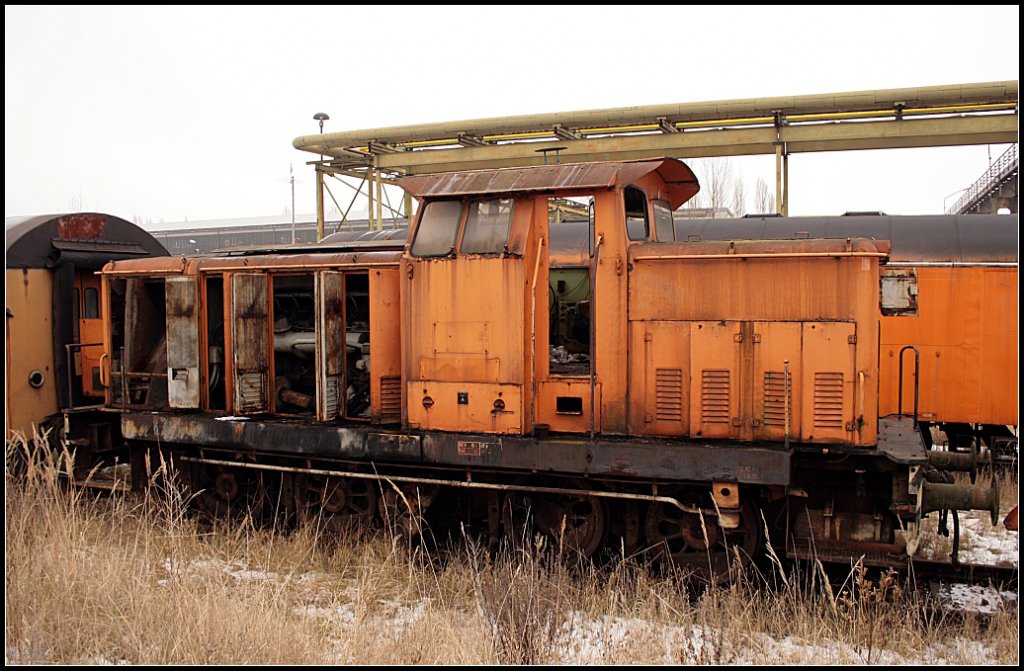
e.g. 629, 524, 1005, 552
504, 490, 608, 559
297, 474, 377, 531
195, 466, 267, 521
644, 492, 761, 580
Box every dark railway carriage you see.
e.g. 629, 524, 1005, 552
5, 212, 168, 457
98, 160, 1000, 573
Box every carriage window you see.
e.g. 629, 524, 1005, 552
84, 287, 100, 319
461, 198, 513, 254
653, 199, 675, 242
625, 186, 649, 241
411, 200, 463, 257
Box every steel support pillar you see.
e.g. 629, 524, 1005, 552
315, 165, 325, 242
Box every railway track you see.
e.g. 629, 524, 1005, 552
908, 557, 1017, 591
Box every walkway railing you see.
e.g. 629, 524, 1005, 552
948, 144, 1018, 214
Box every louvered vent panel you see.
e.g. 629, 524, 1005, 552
654, 368, 683, 421
701, 369, 730, 424
763, 371, 789, 426
813, 371, 844, 429
379, 376, 402, 417
323, 374, 341, 418
236, 372, 266, 414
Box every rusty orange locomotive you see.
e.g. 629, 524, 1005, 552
8, 160, 1014, 574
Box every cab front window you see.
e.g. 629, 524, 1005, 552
410, 200, 463, 257
461, 198, 513, 254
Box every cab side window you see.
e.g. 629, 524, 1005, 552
652, 199, 675, 242
84, 287, 100, 318
625, 187, 650, 241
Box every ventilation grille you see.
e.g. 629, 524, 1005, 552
379, 376, 402, 417
236, 372, 266, 413
813, 372, 845, 429
323, 374, 341, 419
763, 371, 790, 426
654, 368, 683, 422
701, 369, 731, 424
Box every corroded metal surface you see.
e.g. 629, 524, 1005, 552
876, 414, 928, 464
121, 412, 791, 485
398, 159, 699, 209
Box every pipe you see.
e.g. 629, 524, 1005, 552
294, 82, 1016, 150
529, 235, 544, 436
176, 455, 709, 515
589, 234, 604, 440
632, 251, 888, 261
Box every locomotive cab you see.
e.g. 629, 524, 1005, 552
399, 158, 885, 448
399, 159, 701, 436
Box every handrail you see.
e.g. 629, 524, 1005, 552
897, 345, 920, 421
589, 234, 604, 440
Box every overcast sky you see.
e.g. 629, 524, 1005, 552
4, 5, 1019, 227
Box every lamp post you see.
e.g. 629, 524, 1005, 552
313, 113, 330, 241
943, 187, 969, 214
313, 112, 329, 161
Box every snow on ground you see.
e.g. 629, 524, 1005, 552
553, 612, 1006, 665
915, 508, 1019, 614
157, 553, 1015, 664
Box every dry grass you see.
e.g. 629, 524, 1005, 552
5, 435, 1018, 665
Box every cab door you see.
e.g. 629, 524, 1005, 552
404, 197, 526, 434
75, 271, 105, 399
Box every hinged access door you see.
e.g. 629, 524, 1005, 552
165, 276, 201, 409
689, 321, 741, 439
752, 321, 802, 441
801, 321, 856, 443
316, 270, 345, 422
230, 273, 270, 414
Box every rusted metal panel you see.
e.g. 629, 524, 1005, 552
753, 322, 802, 442
405, 251, 526, 433
56, 213, 105, 240
230, 273, 269, 414
121, 412, 372, 460
165, 277, 201, 409
398, 159, 698, 208
880, 268, 918, 315
369, 269, 402, 422
690, 321, 740, 440
120, 411, 791, 485
420, 433, 792, 486
194, 251, 403, 272
535, 379, 600, 434
879, 266, 1017, 426
367, 432, 422, 460
801, 322, 856, 443
315, 271, 345, 421
407, 381, 523, 434
629, 321, 691, 437
877, 415, 927, 464
628, 239, 886, 324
